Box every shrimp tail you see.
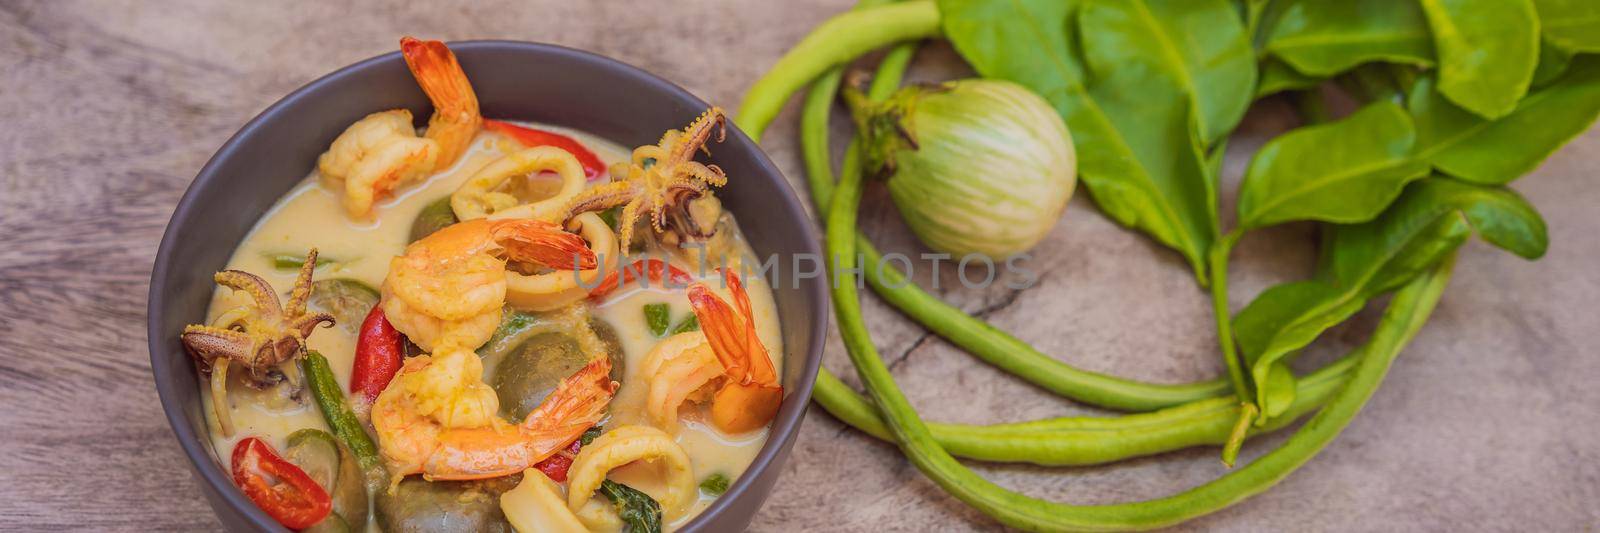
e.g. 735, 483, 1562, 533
401, 36, 481, 167
688, 270, 783, 434
422, 358, 617, 480
492, 219, 599, 270
524, 357, 618, 432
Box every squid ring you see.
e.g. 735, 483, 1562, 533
505, 212, 619, 312
566, 425, 696, 521
451, 146, 588, 222
501, 470, 589, 533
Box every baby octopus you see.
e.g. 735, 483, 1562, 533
559, 107, 730, 248
181, 250, 335, 435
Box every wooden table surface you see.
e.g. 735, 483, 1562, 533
3, 1, 1598, 531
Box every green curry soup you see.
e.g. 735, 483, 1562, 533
197, 119, 782, 532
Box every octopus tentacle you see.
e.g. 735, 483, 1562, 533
283, 249, 318, 317
618, 194, 646, 247
180, 325, 260, 372
292, 312, 337, 338
214, 271, 283, 319
683, 163, 727, 188
667, 108, 725, 166
561, 181, 638, 225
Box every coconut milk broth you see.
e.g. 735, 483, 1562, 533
200, 123, 782, 531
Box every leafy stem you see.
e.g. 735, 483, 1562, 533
1209, 227, 1250, 403
1210, 225, 1262, 464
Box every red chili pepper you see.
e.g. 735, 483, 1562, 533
588, 258, 695, 301
350, 305, 404, 404
231, 437, 331, 530
483, 119, 607, 180
534, 436, 586, 482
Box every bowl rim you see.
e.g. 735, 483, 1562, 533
147, 39, 826, 532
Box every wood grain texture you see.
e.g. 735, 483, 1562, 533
2, 1, 1597, 531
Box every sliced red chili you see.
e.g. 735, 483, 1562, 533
231, 437, 331, 530
350, 305, 404, 405
484, 119, 607, 180
534, 435, 587, 482
588, 258, 695, 301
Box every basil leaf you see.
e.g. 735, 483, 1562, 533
598, 480, 663, 533
1263, 0, 1435, 77
699, 473, 730, 496
644, 303, 671, 337
1534, 0, 1600, 53
940, 0, 1229, 281
1418, 0, 1539, 119
669, 314, 700, 335
1237, 101, 1429, 229
579, 426, 603, 446
1410, 58, 1600, 185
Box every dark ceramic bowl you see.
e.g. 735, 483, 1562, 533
148, 40, 826, 532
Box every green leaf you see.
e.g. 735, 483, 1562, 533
699, 473, 730, 496
1410, 59, 1600, 185
940, 0, 1234, 281
1535, 0, 1600, 53
1234, 280, 1366, 418
1419, 0, 1539, 119
1330, 179, 1548, 274
1236, 177, 1545, 423
1237, 101, 1430, 229
1264, 0, 1435, 77
1532, 39, 1575, 88
579, 426, 603, 446
1082, 0, 1257, 145
599, 480, 663, 533
643, 303, 671, 337
1260, 362, 1297, 420
1256, 57, 1324, 99
1325, 178, 1545, 310
1236, 0, 1271, 37
669, 314, 700, 335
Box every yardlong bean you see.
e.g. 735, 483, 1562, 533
737, 1, 940, 141
813, 356, 1354, 466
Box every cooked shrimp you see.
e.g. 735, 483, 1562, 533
317, 37, 481, 218
644, 270, 782, 434
400, 36, 481, 168
373, 353, 617, 482
380, 218, 597, 351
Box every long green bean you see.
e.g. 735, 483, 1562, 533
814, 355, 1354, 466
828, 121, 1456, 528
737, 1, 940, 140
747, 0, 1231, 412
299, 351, 381, 471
